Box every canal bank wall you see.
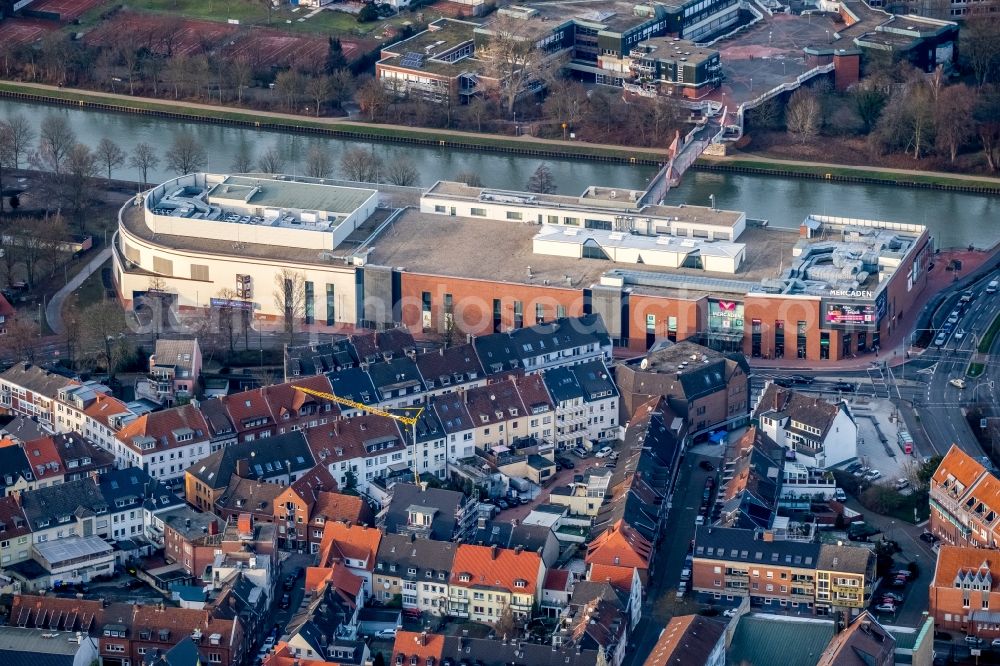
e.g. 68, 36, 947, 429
1, 83, 999, 195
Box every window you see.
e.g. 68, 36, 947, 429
153, 256, 173, 276
470, 208, 487, 216
434, 205, 446, 213
536, 302, 545, 324
506, 211, 523, 221
326, 284, 336, 326
190, 264, 209, 281
513, 301, 523, 329
305, 281, 315, 325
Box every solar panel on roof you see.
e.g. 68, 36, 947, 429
400, 52, 425, 68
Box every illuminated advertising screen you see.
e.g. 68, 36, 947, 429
825, 302, 877, 328
708, 299, 744, 333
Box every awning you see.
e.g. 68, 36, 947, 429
973, 610, 1000, 624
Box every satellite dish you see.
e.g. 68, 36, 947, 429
383, 581, 391, 590
640, 358, 649, 370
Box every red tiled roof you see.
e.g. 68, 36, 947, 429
318, 522, 382, 570
10, 595, 103, 632
515, 373, 554, 412
933, 444, 985, 489
116, 403, 209, 453
222, 388, 274, 432
83, 393, 130, 429
933, 545, 1000, 590
588, 563, 635, 593
305, 414, 402, 465
585, 519, 652, 570
265, 375, 340, 422
0, 494, 29, 538
391, 630, 445, 666
0, 292, 15, 318
131, 604, 238, 645
312, 491, 371, 526
544, 568, 571, 592
22, 435, 62, 481
450, 544, 543, 594
280, 465, 337, 510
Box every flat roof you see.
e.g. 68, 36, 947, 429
34, 536, 113, 564
633, 36, 719, 64
366, 209, 793, 299
0, 626, 85, 657
526, 0, 677, 28
535, 224, 744, 259
380, 19, 484, 77
425, 181, 744, 228
209, 175, 375, 215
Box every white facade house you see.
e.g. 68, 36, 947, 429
543, 359, 619, 450
55, 384, 135, 455
754, 384, 858, 469
32, 536, 115, 584
113, 404, 212, 482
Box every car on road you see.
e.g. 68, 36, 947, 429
965, 635, 984, 646
789, 375, 815, 385
920, 531, 938, 543
934, 332, 948, 347
949, 378, 967, 389
680, 568, 691, 581
874, 603, 896, 613
375, 629, 398, 639
262, 636, 276, 651
846, 462, 862, 473
283, 575, 296, 590
954, 329, 966, 341
695, 515, 705, 526
988, 280, 999, 294
832, 381, 855, 392
279, 593, 291, 610
595, 446, 614, 458
947, 312, 960, 325
557, 458, 575, 469
881, 592, 903, 603
834, 488, 847, 502
961, 291, 975, 305
992, 638, 1000, 648
699, 460, 715, 471
497, 499, 510, 510
892, 570, 912, 579
676, 582, 687, 598
895, 478, 910, 490
723, 608, 739, 618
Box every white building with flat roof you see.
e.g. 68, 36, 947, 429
32, 536, 115, 584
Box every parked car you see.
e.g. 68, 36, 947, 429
947, 312, 960, 325
283, 575, 295, 590
279, 594, 291, 609
675, 582, 687, 598
497, 499, 510, 510
895, 478, 910, 490
874, 603, 896, 613
789, 375, 815, 385
595, 446, 614, 458
920, 531, 938, 543
865, 469, 882, 481
846, 462, 862, 473
680, 568, 691, 582
557, 458, 575, 469
965, 635, 984, 646
375, 629, 398, 639
262, 637, 276, 651
891, 570, 912, 579
834, 488, 847, 502
832, 381, 855, 392
723, 608, 739, 618
695, 515, 705, 526
954, 329, 966, 341
881, 592, 902, 603
991, 638, 1000, 648
950, 378, 967, 389
934, 332, 947, 347
699, 460, 715, 471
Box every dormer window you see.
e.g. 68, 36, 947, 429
459, 573, 471, 582
396, 656, 404, 666
514, 579, 526, 588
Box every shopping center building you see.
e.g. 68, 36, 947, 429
114, 173, 931, 362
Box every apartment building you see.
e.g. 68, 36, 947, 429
615, 341, 749, 437
414, 343, 487, 400
618, 37, 722, 98
448, 544, 545, 622
0, 363, 77, 432
375, 533, 457, 615
549, 467, 613, 517
754, 384, 857, 469
138, 338, 202, 405
97, 467, 183, 542
114, 404, 211, 482
380, 483, 479, 543
473, 314, 612, 376
643, 615, 725, 666
929, 445, 1000, 548
816, 611, 895, 666
717, 427, 783, 530
462, 375, 556, 454
543, 359, 619, 450
56, 383, 135, 453
317, 521, 382, 596
0, 494, 31, 570
272, 465, 338, 550
930, 545, 1000, 639
691, 526, 874, 615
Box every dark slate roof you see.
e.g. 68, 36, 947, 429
413, 409, 446, 445
188, 430, 314, 490
432, 394, 474, 435
0, 650, 75, 666
414, 344, 483, 388
326, 367, 380, 406
98, 467, 183, 514
473, 333, 523, 375
288, 583, 359, 658
570, 360, 618, 402
727, 616, 834, 666
754, 384, 848, 439
1, 417, 47, 443
440, 635, 599, 666
20, 477, 108, 528
376, 533, 458, 579
0, 445, 32, 489
383, 483, 466, 541
198, 398, 236, 440
0, 363, 76, 399
719, 430, 783, 531
350, 328, 415, 364
143, 636, 204, 666
693, 526, 820, 567
472, 521, 514, 547
285, 338, 356, 379
367, 357, 425, 394
571, 580, 629, 609
505, 314, 610, 365
510, 523, 555, 554
543, 366, 584, 404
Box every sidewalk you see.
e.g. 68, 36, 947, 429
46, 248, 110, 335
751, 247, 997, 372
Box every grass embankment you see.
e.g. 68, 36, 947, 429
701, 157, 1000, 192
967, 311, 1000, 377
0, 82, 658, 162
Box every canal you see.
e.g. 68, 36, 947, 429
2, 98, 998, 249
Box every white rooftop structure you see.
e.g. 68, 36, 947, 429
533, 224, 745, 273
33, 536, 113, 568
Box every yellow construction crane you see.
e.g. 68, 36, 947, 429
294, 385, 424, 486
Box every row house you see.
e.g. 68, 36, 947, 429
585, 519, 652, 615
284, 327, 415, 380
473, 314, 612, 377
691, 526, 874, 615
18, 477, 109, 546
21, 433, 114, 488
462, 375, 555, 455
0, 494, 31, 571
931, 545, 1000, 640
115, 404, 211, 483
272, 465, 338, 550
96, 467, 183, 543
185, 430, 316, 511
642, 615, 726, 666
219, 373, 340, 444
375, 533, 457, 615
543, 359, 619, 450
138, 338, 202, 406
307, 492, 375, 554
448, 543, 545, 622
286, 564, 366, 652
379, 483, 479, 543
549, 468, 613, 517
414, 344, 487, 400
317, 521, 382, 596
754, 384, 857, 469
391, 631, 601, 666
0, 444, 35, 495
0, 363, 77, 432
717, 427, 784, 531
306, 414, 413, 496
55, 382, 135, 454
929, 445, 1000, 548
555, 592, 629, 666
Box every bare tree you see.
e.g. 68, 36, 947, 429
357, 79, 390, 122
304, 145, 333, 178
328, 69, 355, 112
543, 80, 587, 132
747, 97, 782, 131
305, 75, 333, 117
96, 137, 126, 185
526, 163, 556, 193
384, 156, 419, 186
229, 56, 254, 105
231, 138, 255, 173
477, 14, 548, 117
83, 299, 131, 381
935, 83, 976, 162
0, 121, 13, 214
785, 88, 822, 144
63, 143, 99, 227
455, 170, 483, 187
35, 114, 76, 174
466, 96, 491, 133
964, 7, 1000, 88
256, 146, 285, 175
4, 114, 34, 169
274, 70, 306, 112
272, 268, 306, 341
0, 318, 40, 364
166, 131, 207, 174
129, 142, 160, 185
215, 287, 242, 353
340, 147, 382, 182
975, 86, 1000, 171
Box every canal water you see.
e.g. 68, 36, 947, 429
2, 98, 998, 249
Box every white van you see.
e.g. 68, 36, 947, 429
988, 280, 999, 294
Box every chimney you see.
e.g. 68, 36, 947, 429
514, 545, 523, 555
420, 631, 428, 646
439, 348, 444, 357
208, 519, 219, 536
236, 459, 250, 478
491, 544, 499, 560
420, 481, 428, 493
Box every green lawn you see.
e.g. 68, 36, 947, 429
979, 311, 1000, 353
969, 362, 986, 378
